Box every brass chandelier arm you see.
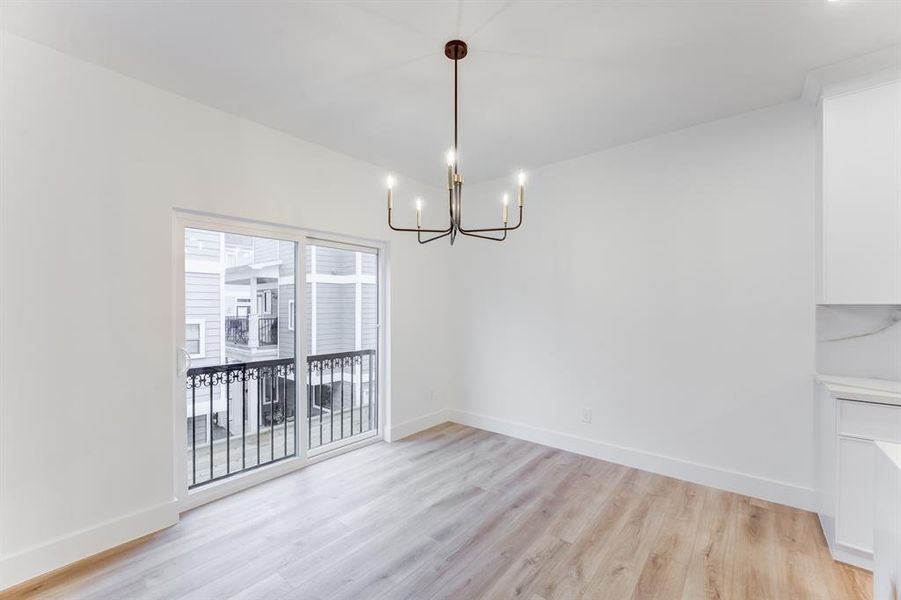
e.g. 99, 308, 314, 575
460, 229, 507, 242
387, 208, 453, 234
418, 230, 453, 244
457, 205, 523, 233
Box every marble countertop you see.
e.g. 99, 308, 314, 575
876, 441, 901, 471
817, 374, 901, 407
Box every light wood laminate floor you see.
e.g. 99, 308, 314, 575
11, 423, 870, 599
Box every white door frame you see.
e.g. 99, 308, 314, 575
171, 211, 387, 513
304, 235, 385, 456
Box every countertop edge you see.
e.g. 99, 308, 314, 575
817, 374, 901, 407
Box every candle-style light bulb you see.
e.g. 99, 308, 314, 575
386, 174, 395, 209
446, 150, 455, 190
517, 171, 525, 207
502, 193, 509, 224
416, 198, 423, 228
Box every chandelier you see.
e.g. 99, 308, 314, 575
386, 40, 526, 245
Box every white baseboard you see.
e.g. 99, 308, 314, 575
0, 408, 821, 592
385, 409, 451, 442
447, 409, 819, 512
818, 513, 874, 571
830, 543, 873, 572
0, 500, 178, 592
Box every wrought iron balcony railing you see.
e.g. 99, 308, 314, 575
225, 316, 249, 345
185, 348, 377, 489
225, 316, 278, 347
259, 317, 278, 346
307, 349, 377, 451
186, 357, 295, 489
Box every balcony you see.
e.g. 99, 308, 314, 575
225, 315, 278, 360
186, 349, 376, 489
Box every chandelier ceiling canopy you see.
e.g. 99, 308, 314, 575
386, 40, 526, 245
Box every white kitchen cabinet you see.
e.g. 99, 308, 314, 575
820, 80, 901, 304
836, 436, 875, 553
874, 442, 901, 600
817, 376, 901, 571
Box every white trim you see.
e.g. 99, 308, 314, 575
184, 318, 206, 359
305, 235, 386, 444
802, 45, 901, 103
310, 246, 317, 355
444, 409, 819, 512
297, 240, 310, 455
218, 233, 226, 364
180, 456, 306, 512
171, 210, 389, 516
308, 429, 379, 458
173, 211, 308, 509
355, 252, 362, 351
305, 273, 377, 285
0, 500, 178, 592
306, 433, 382, 464
288, 299, 295, 330
306, 236, 379, 255
818, 512, 874, 570
184, 259, 223, 274
385, 409, 452, 443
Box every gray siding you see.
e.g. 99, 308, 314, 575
305, 278, 313, 355
186, 228, 221, 262
185, 273, 222, 443
186, 274, 221, 367
361, 282, 377, 351
278, 240, 296, 359
278, 284, 295, 358
361, 252, 377, 276
253, 237, 278, 264
316, 246, 355, 275
225, 233, 252, 250
314, 282, 355, 354
306, 246, 378, 356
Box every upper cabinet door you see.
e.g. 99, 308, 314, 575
821, 80, 901, 305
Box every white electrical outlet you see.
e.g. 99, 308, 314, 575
582, 408, 592, 423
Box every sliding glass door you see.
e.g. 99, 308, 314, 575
177, 220, 383, 496
183, 227, 298, 488
305, 241, 379, 451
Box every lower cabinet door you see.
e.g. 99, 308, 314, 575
836, 436, 875, 554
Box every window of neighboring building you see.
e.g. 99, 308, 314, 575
288, 299, 295, 330
257, 290, 271, 315
186, 319, 205, 358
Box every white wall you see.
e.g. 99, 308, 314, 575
0, 30, 828, 590
0, 33, 455, 588
449, 101, 819, 509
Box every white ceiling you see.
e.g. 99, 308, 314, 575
2, 1, 900, 184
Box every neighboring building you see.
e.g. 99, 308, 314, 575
184, 229, 296, 447
184, 232, 377, 453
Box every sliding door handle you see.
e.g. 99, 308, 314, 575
177, 347, 192, 376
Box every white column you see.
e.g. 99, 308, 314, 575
248, 276, 259, 349
310, 246, 317, 355
354, 252, 362, 351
